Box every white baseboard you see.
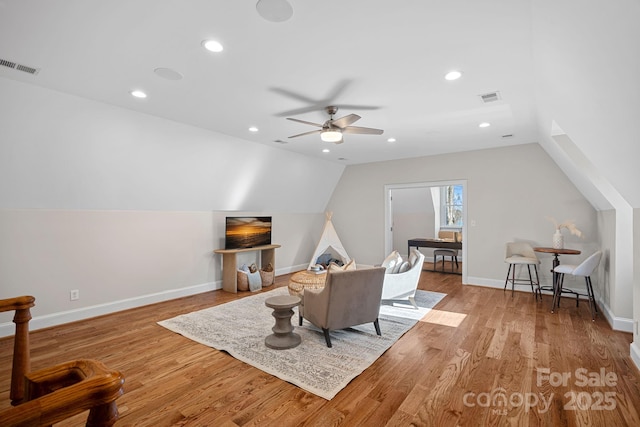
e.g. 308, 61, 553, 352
276, 264, 307, 275
597, 299, 634, 333
0, 280, 221, 338
631, 341, 640, 372
0, 268, 304, 339
464, 277, 634, 333
465, 277, 504, 289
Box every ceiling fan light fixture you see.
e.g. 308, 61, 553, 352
321, 129, 342, 143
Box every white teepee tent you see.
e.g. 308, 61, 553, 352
308, 212, 351, 270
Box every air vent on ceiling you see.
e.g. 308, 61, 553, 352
502, 134, 514, 138
479, 91, 501, 103
0, 57, 40, 75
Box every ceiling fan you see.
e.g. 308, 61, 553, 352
287, 106, 383, 144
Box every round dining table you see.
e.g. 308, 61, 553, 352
533, 247, 581, 293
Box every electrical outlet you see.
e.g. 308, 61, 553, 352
70, 289, 79, 301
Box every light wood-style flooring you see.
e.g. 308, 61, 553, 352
1, 265, 639, 426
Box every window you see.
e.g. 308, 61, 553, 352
441, 185, 463, 228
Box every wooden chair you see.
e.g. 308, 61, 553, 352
0, 296, 125, 427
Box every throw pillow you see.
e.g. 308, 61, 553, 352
382, 250, 403, 274
391, 256, 404, 273
408, 250, 419, 266
247, 270, 262, 292
397, 260, 411, 273
328, 262, 343, 273
344, 259, 356, 271
316, 253, 333, 266
328, 259, 357, 272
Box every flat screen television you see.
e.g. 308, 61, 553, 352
225, 216, 272, 250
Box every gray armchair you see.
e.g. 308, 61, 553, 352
298, 267, 386, 347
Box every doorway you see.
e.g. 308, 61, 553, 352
384, 180, 467, 281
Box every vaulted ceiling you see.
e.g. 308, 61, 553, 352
0, 0, 538, 164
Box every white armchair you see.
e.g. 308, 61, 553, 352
381, 249, 425, 308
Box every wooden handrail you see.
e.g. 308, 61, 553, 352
0, 295, 35, 405
0, 359, 125, 427
1, 296, 125, 426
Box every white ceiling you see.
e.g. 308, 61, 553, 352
0, 0, 539, 164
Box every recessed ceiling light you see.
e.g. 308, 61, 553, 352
445, 70, 462, 81
256, 0, 293, 22
154, 67, 183, 81
322, 148, 330, 153
479, 122, 491, 128
130, 90, 147, 99
387, 137, 396, 143
202, 40, 224, 53
248, 126, 259, 132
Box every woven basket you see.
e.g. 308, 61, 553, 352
287, 270, 327, 297
260, 269, 275, 286
237, 271, 249, 291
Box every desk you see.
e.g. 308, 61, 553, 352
408, 238, 462, 274
533, 247, 581, 293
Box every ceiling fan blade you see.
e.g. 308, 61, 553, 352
331, 114, 361, 129
335, 104, 380, 111
286, 118, 323, 127
270, 87, 318, 104
342, 126, 384, 135
288, 129, 322, 138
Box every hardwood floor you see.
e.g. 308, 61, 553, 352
2, 265, 639, 426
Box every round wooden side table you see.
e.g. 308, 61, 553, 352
264, 295, 301, 350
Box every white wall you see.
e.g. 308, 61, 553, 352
391, 187, 434, 258
531, 0, 640, 208
531, 0, 638, 354
0, 78, 344, 212
0, 78, 340, 335
632, 208, 640, 368
326, 143, 606, 299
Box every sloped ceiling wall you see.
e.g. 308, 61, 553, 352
0, 78, 344, 213
532, 0, 640, 209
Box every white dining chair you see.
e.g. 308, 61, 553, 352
551, 251, 602, 320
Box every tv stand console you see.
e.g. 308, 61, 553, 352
213, 244, 281, 293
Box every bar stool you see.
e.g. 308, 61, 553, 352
504, 242, 541, 300
551, 251, 602, 320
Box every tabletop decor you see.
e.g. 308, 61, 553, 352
546, 216, 582, 249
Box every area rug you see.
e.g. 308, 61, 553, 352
158, 287, 446, 400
